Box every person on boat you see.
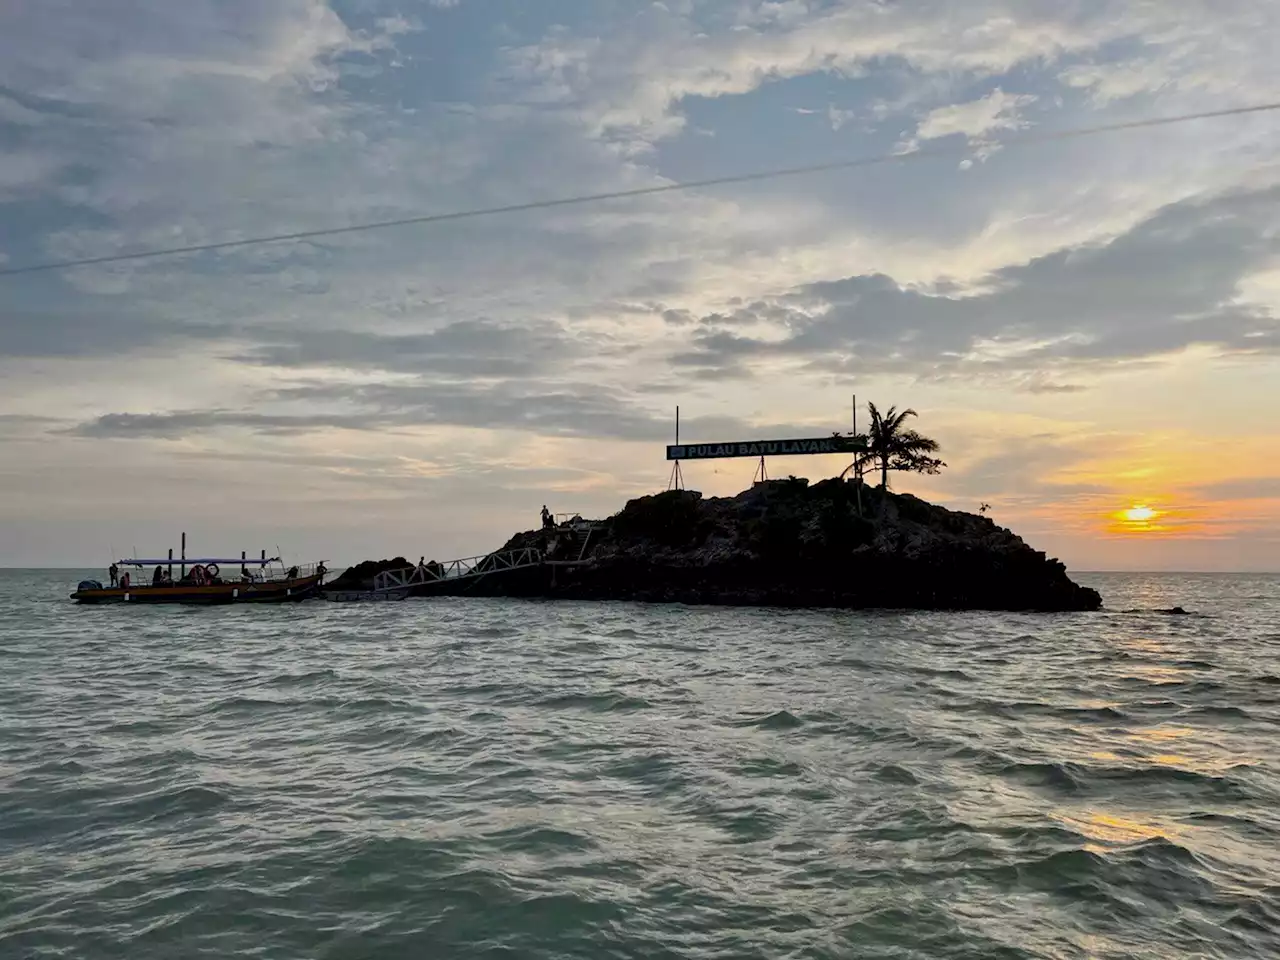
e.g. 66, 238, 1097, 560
109, 563, 119, 587
541, 505, 553, 529
120, 571, 131, 589
153, 565, 165, 586
287, 565, 299, 580
240, 565, 251, 583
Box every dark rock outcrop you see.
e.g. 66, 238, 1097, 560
388, 479, 1101, 611
325, 556, 411, 592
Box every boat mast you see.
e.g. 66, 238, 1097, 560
181, 532, 186, 579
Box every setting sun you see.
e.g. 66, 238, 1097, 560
1123, 505, 1158, 523
1108, 502, 1170, 535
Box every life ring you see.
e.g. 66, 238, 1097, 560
205, 563, 220, 579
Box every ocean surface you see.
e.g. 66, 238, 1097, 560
1, 570, 1278, 959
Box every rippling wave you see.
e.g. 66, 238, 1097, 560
1, 569, 1278, 959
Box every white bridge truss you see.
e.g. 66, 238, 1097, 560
372, 545, 545, 595
329, 520, 601, 601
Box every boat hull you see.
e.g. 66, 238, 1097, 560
70, 574, 323, 605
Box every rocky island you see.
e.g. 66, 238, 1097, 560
327, 477, 1102, 612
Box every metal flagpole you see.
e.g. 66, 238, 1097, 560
668, 406, 684, 490
853, 394, 863, 517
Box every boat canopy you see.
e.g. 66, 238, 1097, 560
118, 557, 282, 566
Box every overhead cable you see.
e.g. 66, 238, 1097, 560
1, 101, 1276, 278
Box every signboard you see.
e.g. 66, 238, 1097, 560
666, 435, 867, 461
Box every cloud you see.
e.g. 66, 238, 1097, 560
670, 183, 1280, 380
70, 372, 842, 447
67, 378, 677, 442
827, 105, 857, 131
912, 88, 1037, 143
500, 1, 1276, 153
502, 3, 1096, 145
1056, 3, 1280, 105
940, 431, 1119, 502
0, 1, 389, 106
1193, 477, 1280, 502
0, 0, 416, 274
374, 15, 421, 36
0, 414, 64, 439
0, 150, 68, 197
1019, 376, 1088, 395
0, 303, 238, 359
0, 91, 45, 126
69, 410, 386, 440
233, 318, 580, 377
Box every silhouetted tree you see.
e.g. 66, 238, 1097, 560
855, 403, 945, 489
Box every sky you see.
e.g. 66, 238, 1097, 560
2, 0, 1279, 571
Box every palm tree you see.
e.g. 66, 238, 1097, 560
856, 402, 945, 489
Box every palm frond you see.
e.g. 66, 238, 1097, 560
883, 406, 917, 434
866, 401, 884, 432
894, 429, 940, 454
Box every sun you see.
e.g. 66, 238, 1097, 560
1107, 501, 1186, 536
1123, 505, 1158, 523
1110, 502, 1167, 534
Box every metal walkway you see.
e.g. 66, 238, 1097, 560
326, 521, 602, 602
372, 545, 545, 596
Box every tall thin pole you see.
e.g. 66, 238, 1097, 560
180, 532, 186, 579
852, 393, 860, 473
852, 394, 863, 517
167, 548, 173, 580
669, 405, 684, 491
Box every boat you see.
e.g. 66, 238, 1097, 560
70, 538, 326, 605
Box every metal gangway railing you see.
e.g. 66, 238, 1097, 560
371, 545, 545, 595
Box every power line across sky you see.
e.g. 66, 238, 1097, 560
1, 101, 1277, 279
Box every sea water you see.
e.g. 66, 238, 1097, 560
1, 570, 1277, 959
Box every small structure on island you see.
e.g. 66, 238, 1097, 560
667, 433, 867, 480
664, 401, 868, 490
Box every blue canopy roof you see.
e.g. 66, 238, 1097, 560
119, 557, 282, 566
